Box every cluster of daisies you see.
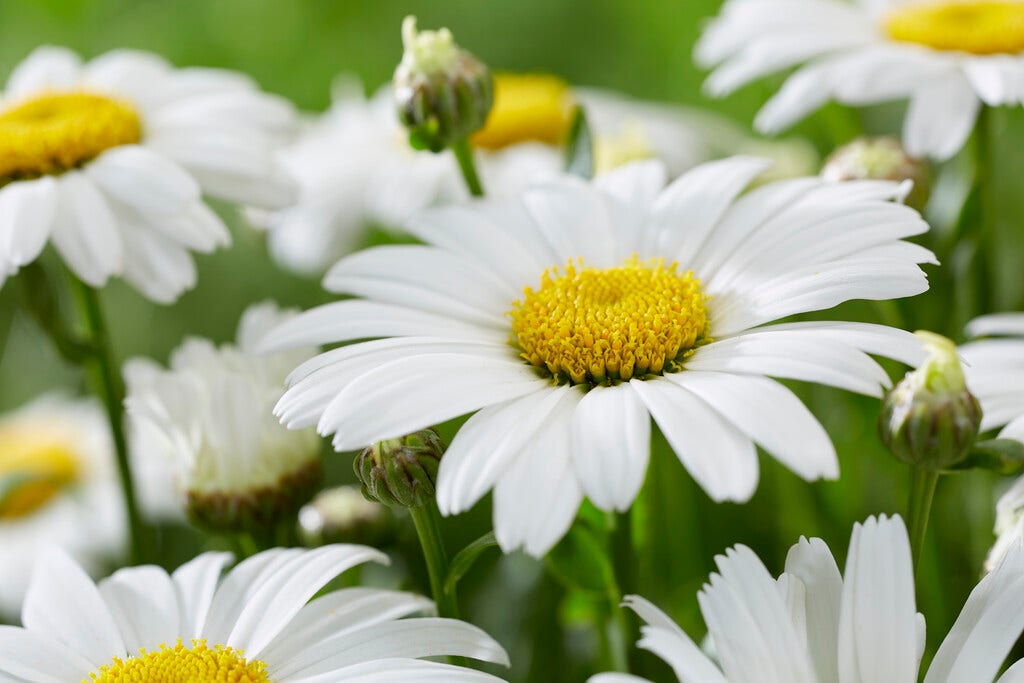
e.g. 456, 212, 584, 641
3, 0, 1024, 680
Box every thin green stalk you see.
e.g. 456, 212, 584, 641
69, 277, 145, 564
906, 466, 940, 572
452, 138, 485, 197
606, 511, 636, 673
409, 501, 459, 618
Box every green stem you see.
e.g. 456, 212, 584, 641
409, 501, 459, 618
906, 466, 940, 572
605, 511, 635, 673
70, 277, 145, 564
452, 138, 485, 197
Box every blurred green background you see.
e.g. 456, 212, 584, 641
0, 1, 1021, 681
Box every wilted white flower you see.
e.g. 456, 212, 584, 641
263, 157, 931, 556
591, 515, 1024, 683
0, 46, 297, 301
125, 302, 322, 531
0, 545, 509, 681
0, 394, 123, 616
697, 0, 1024, 160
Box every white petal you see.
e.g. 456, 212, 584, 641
571, 383, 650, 512
523, 176, 618, 267
904, 76, 981, 161
0, 178, 56, 268
87, 145, 200, 216
287, 656, 507, 683
81, 49, 171, 107
589, 675, 653, 683
171, 552, 233, 639
50, 172, 123, 286
118, 220, 198, 304
0, 626, 94, 682
785, 537, 843, 683
99, 566, 180, 654
967, 314, 1024, 338
637, 626, 727, 683
6, 46, 81, 97
997, 660, 1024, 683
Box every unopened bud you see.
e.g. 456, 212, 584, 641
298, 485, 396, 547
393, 16, 493, 152
822, 137, 930, 209
355, 429, 445, 508
879, 331, 982, 470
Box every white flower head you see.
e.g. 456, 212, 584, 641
0, 45, 298, 301
0, 394, 123, 617
0, 545, 509, 681
263, 157, 933, 557
589, 514, 1024, 683
125, 301, 323, 530
697, 0, 1024, 160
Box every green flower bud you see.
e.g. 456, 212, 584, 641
298, 485, 396, 547
393, 16, 494, 153
879, 331, 982, 470
355, 429, 445, 508
822, 137, 930, 210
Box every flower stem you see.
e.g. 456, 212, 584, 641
452, 138, 485, 197
70, 277, 145, 564
906, 465, 940, 572
605, 511, 635, 673
409, 501, 460, 618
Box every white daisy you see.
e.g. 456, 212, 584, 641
696, 0, 1024, 161
0, 394, 123, 617
0, 544, 509, 681
124, 302, 322, 530
261, 157, 931, 557
0, 45, 297, 301
589, 514, 1024, 683
959, 313, 1024, 571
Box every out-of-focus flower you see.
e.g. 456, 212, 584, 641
0, 46, 297, 301
589, 515, 1024, 683
697, 0, 1024, 161
0, 545, 509, 681
0, 394, 123, 616
263, 157, 931, 556
823, 136, 930, 209
125, 302, 323, 532
298, 485, 396, 547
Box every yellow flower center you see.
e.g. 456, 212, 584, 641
884, 1, 1024, 55
508, 257, 708, 385
86, 640, 270, 683
0, 91, 142, 184
0, 427, 79, 520
472, 73, 575, 150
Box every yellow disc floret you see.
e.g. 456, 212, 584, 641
472, 73, 575, 150
0, 427, 79, 520
884, 1, 1024, 55
86, 640, 270, 683
509, 256, 709, 385
0, 91, 142, 184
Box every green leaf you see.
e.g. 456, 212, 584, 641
544, 523, 615, 595
564, 106, 594, 179
947, 438, 1024, 475
444, 531, 498, 595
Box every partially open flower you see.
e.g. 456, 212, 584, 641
298, 484, 396, 547
880, 331, 982, 470
356, 429, 445, 509
823, 137, 930, 209
125, 302, 323, 533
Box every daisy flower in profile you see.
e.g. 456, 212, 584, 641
696, 0, 1024, 160
262, 157, 931, 556
0, 394, 123, 617
124, 302, 323, 532
0, 45, 296, 301
0, 545, 509, 681
589, 515, 1024, 683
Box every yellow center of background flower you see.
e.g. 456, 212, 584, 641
86, 641, 269, 683
0, 92, 142, 184
0, 428, 79, 520
509, 257, 708, 385
472, 73, 575, 150
884, 1, 1024, 54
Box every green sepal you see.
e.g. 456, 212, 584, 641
444, 530, 498, 595
564, 105, 594, 179
946, 438, 1024, 475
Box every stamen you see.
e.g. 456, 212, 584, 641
884, 1, 1024, 55
86, 640, 270, 683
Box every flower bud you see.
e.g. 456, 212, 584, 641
298, 485, 396, 547
822, 137, 930, 209
879, 331, 982, 470
393, 16, 493, 152
355, 429, 445, 508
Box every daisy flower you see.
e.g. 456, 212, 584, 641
0, 394, 123, 617
0, 544, 509, 681
124, 302, 323, 531
261, 157, 931, 556
589, 514, 1024, 683
0, 45, 296, 301
696, 0, 1024, 161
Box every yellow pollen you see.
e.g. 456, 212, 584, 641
472, 73, 575, 150
86, 640, 270, 683
0, 427, 79, 520
508, 256, 709, 385
0, 91, 142, 184
884, 1, 1024, 55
